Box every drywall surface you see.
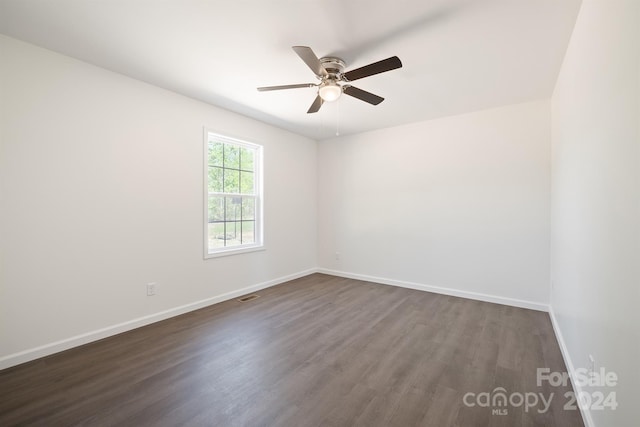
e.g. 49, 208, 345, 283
317, 100, 551, 306
550, 1, 640, 426
0, 35, 317, 364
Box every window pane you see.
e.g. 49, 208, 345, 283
208, 142, 223, 167
240, 171, 254, 194
225, 197, 242, 221
241, 197, 255, 220
208, 196, 224, 222
223, 221, 242, 247
241, 220, 255, 244
208, 167, 223, 192
240, 147, 254, 171
223, 169, 240, 193
208, 223, 225, 249
224, 145, 240, 169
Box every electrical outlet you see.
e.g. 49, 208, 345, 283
147, 282, 157, 296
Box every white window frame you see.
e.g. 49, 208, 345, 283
203, 129, 264, 258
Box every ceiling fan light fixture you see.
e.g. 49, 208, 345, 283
318, 81, 342, 102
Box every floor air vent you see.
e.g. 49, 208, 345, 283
237, 294, 260, 303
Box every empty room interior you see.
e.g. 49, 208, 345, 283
0, 1, 638, 426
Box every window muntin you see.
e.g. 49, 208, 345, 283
204, 131, 262, 257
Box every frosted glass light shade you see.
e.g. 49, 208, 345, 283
319, 83, 342, 102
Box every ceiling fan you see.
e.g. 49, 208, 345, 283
257, 46, 402, 113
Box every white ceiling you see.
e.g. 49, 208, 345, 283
0, 0, 581, 140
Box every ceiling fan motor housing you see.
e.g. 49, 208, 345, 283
319, 57, 346, 78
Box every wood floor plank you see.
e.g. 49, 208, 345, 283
0, 274, 585, 426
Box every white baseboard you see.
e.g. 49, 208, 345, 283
0, 268, 316, 371
548, 306, 595, 427
317, 268, 549, 312
0, 267, 550, 371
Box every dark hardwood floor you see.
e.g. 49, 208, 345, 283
0, 274, 584, 426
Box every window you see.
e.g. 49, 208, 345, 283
204, 131, 263, 257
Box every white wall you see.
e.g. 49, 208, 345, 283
550, 1, 640, 426
0, 35, 317, 366
317, 100, 551, 308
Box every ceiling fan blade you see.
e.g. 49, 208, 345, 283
343, 56, 402, 82
343, 86, 384, 105
292, 46, 328, 77
257, 83, 316, 92
307, 95, 324, 114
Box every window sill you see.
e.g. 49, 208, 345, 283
204, 245, 265, 259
